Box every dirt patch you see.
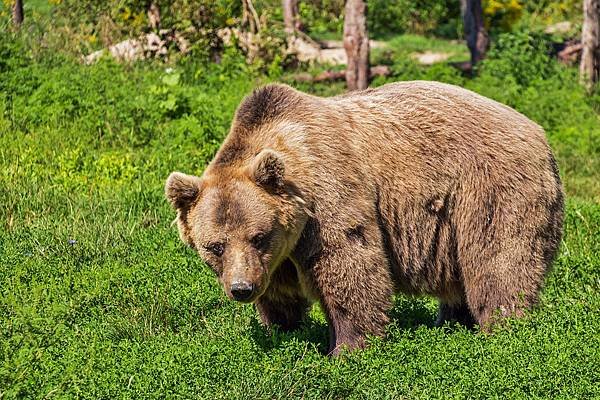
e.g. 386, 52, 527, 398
411, 51, 452, 65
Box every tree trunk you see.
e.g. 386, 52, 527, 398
343, 0, 369, 91
147, 2, 160, 31
242, 0, 261, 34
461, 0, 488, 66
580, 0, 600, 89
13, 0, 24, 26
282, 0, 302, 34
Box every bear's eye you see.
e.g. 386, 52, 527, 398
205, 242, 225, 257
250, 233, 269, 250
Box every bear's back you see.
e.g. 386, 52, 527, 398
325, 80, 547, 156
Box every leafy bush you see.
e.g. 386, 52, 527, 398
484, 0, 524, 31
52, 0, 240, 48
476, 30, 558, 86
297, 0, 345, 36
0, 34, 260, 153
520, 0, 582, 24
13, 0, 466, 57
368, 0, 462, 38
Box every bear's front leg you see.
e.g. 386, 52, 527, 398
255, 293, 309, 332
309, 241, 394, 355
254, 259, 310, 332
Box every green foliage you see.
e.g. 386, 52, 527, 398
291, 0, 462, 39
368, 0, 462, 38
52, 0, 240, 48
297, 0, 345, 36
372, 33, 470, 66
483, 0, 524, 32
476, 30, 557, 86
520, 0, 582, 25
1, 24, 599, 400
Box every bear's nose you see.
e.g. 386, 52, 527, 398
230, 281, 255, 301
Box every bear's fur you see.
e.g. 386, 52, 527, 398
166, 81, 564, 355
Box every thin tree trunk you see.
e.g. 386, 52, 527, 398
461, 0, 488, 66
580, 0, 600, 89
282, 0, 302, 34
147, 2, 160, 31
13, 0, 24, 26
242, 0, 261, 34
343, 0, 369, 91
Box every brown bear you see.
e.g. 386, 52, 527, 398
165, 81, 564, 355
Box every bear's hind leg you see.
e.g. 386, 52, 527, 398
461, 251, 544, 332
457, 190, 551, 331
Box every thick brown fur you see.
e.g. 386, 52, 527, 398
166, 81, 564, 355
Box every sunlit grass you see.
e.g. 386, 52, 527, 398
1, 28, 599, 399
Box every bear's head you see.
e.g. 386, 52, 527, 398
165, 149, 309, 303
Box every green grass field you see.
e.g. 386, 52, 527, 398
1, 29, 600, 398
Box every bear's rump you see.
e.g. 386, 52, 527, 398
376, 163, 560, 302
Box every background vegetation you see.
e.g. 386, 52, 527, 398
1, 0, 599, 398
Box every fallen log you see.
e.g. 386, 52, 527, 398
83, 30, 189, 64
557, 42, 583, 64
291, 65, 390, 82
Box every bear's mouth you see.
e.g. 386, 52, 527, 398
228, 291, 261, 304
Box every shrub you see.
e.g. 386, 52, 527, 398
476, 30, 558, 87
368, 0, 461, 38
520, 0, 582, 24
484, 0, 524, 32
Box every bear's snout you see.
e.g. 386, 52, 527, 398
230, 281, 255, 302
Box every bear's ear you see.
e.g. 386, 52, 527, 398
249, 149, 285, 191
165, 172, 202, 211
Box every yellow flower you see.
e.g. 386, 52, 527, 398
483, 0, 523, 30
121, 7, 131, 21
132, 12, 146, 28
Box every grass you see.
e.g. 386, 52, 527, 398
0, 0, 53, 20
376, 33, 470, 63
1, 28, 600, 399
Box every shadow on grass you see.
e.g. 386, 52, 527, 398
389, 296, 438, 330
250, 315, 330, 354
249, 295, 465, 354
